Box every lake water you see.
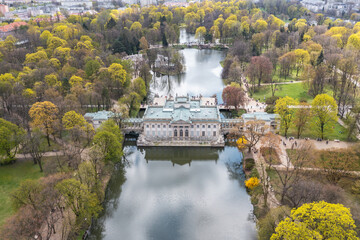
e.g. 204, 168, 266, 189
149, 29, 226, 102
150, 49, 226, 101
89, 145, 257, 240
88, 29, 257, 240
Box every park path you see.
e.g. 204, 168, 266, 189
15, 151, 60, 160
282, 137, 356, 150
259, 80, 304, 86
251, 149, 281, 208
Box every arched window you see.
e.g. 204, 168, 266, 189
185, 129, 189, 137
180, 129, 183, 137
174, 129, 177, 137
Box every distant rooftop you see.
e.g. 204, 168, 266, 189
144, 96, 220, 123
84, 110, 115, 121
242, 112, 279, 122
0, 21, 27, 33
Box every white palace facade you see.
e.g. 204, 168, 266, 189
137, 96, 225, 147
88, 95, 280, 147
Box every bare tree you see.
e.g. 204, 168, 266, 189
261, 132, 281, 165
271, 142, 313, 204
240, 120, 268, 152
337, 56, 357, 117
23, 129, 47, 172
293, 103, 311, 139
309, 65, 327, 97
246, 56, 273, 94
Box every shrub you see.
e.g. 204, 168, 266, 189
245, 158, 255, 171
250, 167, 260, 178
245, 177, 260, 189
265, 96, 280, 105
265, 105, 275, 113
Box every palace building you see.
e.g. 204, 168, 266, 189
86, 95, 280, 147
137, 95, 225, 147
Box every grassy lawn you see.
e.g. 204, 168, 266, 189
260, 147, 281, 165
272, 70, 299, 83
252, 82, 313, 102
0, 160, 43, 226
287, 149, 360, 171
285, 118, 348, 141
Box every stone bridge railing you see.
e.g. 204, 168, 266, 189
221, 118, 242, 133
122, 118, 143, 134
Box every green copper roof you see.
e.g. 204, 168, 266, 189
242, 112, 279, 121
84, 111, 115, 121
144, 98, 220, 123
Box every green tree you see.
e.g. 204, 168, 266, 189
258, 206, 291, 240
11, 179, 43, 210
85, 59, 101, 77
311, 94, 338, 139
131, 77, 147, 98
271, 201, 358, 240
93, 120, 123, 162
274, 97, 298, 137
0, 118, 26, 164
119, 92, 142, 117
56, 179, 102, 226
108, 63, 127, 85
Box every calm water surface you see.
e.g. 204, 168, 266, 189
150, 49, 226, 100
150, 29, 226, 101
89, 30, 256, 239
89, 144, 257, 240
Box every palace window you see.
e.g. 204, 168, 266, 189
202, 131, 205, 136
185, 129, 189, 137
208, 125, 211, 128
202, 125, 205, 128
174, 129, 177, 137
213, 131, 216, 136
180, 129, 183, 137
213, 125, 216, 128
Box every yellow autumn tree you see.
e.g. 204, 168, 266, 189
45, 74, 61, 88
236, 136, 247, 150
294, 49, 310, 76
108, 63, 127, 85
271, 201, 358, 240
29, 101, 59, 146
254, 19, 268, 33
195, 26, 207, 43
69, 75, 84, 87
24, 49, 48, 64
62, 111, 88, 130
62, 111, 94, 142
